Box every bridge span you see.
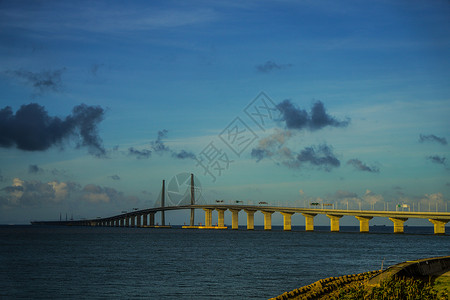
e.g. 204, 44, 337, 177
32, 204, 450, 234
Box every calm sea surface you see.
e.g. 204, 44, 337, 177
1, 225, 449, 299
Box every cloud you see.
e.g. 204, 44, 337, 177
0, 103, 106, 157
0, 177, 142, 211
250, 129, 340, 171
172, 150, 196, 160
294, 144, 340, 171
81, 184, 139, 205
347, 158, 380, 173
256, 60, 293, 73
251, 129, 293, 162
0, 178, 74, 207
427, 155, 446, 165
5, 68, 66, 96
419, 134, 447, 145
363, 189, 384, 205
276, 100, 349, 131
251, 148, 272, 162
109, 174, 121, 180
128, 130, 195, 160
420, 193, 445, 207
28, 164, 44, 174
128, 147, 151, 159
151, 129, 170, 153
310, 101, 350, 130
329, 190, 361, 207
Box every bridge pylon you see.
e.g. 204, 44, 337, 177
190, 173, 195, 226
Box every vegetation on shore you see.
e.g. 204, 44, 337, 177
271, 273, 449, 300
337, 276, 448, 300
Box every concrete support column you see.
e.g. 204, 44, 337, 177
429, 219, 449, 235
302, 213, 316, 231
115, 219, 120, 227
355, 216, 373, 233
261, 211, 274, 230
244, 209, 257, 230
327, 214, 343, 232
125, 217, 130, 227
230, 209, 241, 230
216, 209, 227, 227
136, 215, 141, 227
142, 213, 148, 226
389, 217, 408, 233
149, 212, 155, 226
281, 212, 295, 231
130, 215, 136, 227
120, 218, 124, 227
203, 208, 214, 227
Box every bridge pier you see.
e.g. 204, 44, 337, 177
131, 215, 136, 227
262, 211, 274, 230
244, 209, 257, 230
302, 213, 316, 231
136, 215, 141, 227
389, 217, 408, 233
355, 216, 373, 233
230, 209, 241, 230
327, 214, 343, 232
142, 213, 148, 226
429, 219, 448, 235
216, 208, 227, 227
203, 208, 214, 227
281, 212, 295, 231
125, 216, 130, 227
149, 212, 155, 226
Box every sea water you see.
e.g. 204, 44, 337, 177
0, 225, 449, 299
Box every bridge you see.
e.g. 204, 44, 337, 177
32, 204, 450, 234
31, 174, 450, 234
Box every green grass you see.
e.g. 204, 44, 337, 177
336, 276, 448, 300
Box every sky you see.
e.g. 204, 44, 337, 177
0, 0, 449, 226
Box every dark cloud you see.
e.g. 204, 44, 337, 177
109, 174, 121, 180
256, 60, 293, 73
0, 178, 71, 207
0, 177, 141, 209
128, 147, 151, 159
5, 68, 66, 96
276, 100, 349, 130
276, 100, 308, 129
295, 144, 340, 171
0, 103, 106, 157
28, 164, 43, 174
172, 150, 196, 160
347, 158, 380, 173
419, 134, 447, 145
1, 185, 24, 193
427, 155, 446, 165
251, 148, 271, 162
151, 129, 169, 153
128, 130, 195, 160
310, 101, 350, 130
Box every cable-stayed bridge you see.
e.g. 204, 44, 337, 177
32, 174, 450, 235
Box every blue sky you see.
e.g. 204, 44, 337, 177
0, 0, 449, 226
